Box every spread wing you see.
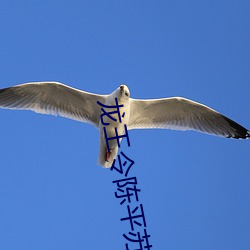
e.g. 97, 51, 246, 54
0, 82, 106, 127
128, 97, 249, 139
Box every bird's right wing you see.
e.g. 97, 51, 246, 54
128, 97, 249, 139
0, 82, 106, 127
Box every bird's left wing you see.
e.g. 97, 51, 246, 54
128, 97, 249, 139
0, 82, 106, 127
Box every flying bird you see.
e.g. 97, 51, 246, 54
0, 82, 249, 167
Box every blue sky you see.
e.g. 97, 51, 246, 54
0, 1, 249, 249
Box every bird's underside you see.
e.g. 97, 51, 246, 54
0, 81, 249, 167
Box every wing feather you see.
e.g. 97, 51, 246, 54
0, 82, 106, 127
128, 97, 249, 139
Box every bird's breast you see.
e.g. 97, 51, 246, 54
99, 101, 130, 143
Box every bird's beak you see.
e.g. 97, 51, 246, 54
120, 85, 124, 93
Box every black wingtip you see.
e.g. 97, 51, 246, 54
247, 131, 250, 138
0, 88, 8, 94
222, 115, 250, 139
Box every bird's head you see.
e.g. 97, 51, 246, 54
119, 84, 130, 100
109, 84, 130, 104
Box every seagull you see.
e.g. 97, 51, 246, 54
0, 82, 249, 167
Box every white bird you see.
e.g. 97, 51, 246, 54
0, 82, 249, 167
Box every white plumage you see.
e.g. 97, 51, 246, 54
0, 82, 249, 167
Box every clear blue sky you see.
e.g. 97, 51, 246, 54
0, 1, 249, 249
